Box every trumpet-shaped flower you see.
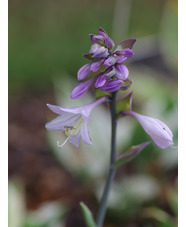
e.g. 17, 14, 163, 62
45, 96, 107, 147
122, 110, 173, 149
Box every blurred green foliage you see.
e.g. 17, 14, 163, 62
9, 0, 177, 92
9, 0, 115, 91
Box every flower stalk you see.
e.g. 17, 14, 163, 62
96, 91, 118, 227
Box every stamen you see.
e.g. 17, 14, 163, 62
64, 117, 84, 137
57, 137, 69, 148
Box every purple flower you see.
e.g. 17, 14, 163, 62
100, 79, 124, 92
122, 110, 173, 149
95, 73, 107, 88
71, 76, 98, 99
45, 96, 107, 147
90, 59, 105, 72
74, 28, 136, 98
89, 43, 109, 59
114, 64, 129, 80
90, 27, 115, 51
77, 63, 92, 81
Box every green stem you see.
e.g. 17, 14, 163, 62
96, 91, 118, 227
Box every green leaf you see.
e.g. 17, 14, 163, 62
80, 202, 96, 227
167, 190, 178, 216
114, 142, 150, 168
142, 207, 176, 227
116, 91, 133, 114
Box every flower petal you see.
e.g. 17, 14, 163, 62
50, 96, 107, 120
104, 56, 117, 67
80, 122, 92, 145
115, 64, 129, 80
98, 27, 115, 50
114, 48, 134, 58
77, 63, 91, 81
90, 60, 104, 72
69, 131, 81, 147
71, 77, 96, 99
81, 96, 108, 117
95, 73, 107, 88
122, 111, 173, 149
115, 55, 127, 64
89, 44, 109, 58
45, 113, 81, 131
101, 80, 123, 92
89, 34, 105, 45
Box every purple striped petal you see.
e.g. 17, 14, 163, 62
98, 27, 108, 38
115, 55, 127, 64
89, 34, 105, 45
100, 80, 123, 92
114, 48, 133, 57
70, 77, 96, 99
114, 48, 134, 58
98, 27, 115, 50
89, 43, 109, 58
95, 73, 107, 88
91, 47, 109, 59
77, 63, 91, 81
115, 64, 129, 80
104, 56, 117, 67
90, 59, 104, 72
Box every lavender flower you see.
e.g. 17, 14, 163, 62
45, 96, 107, 147
71, 28, 136, 99
122, 110, 173, 149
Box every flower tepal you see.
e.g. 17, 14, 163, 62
71, 27, 136, 99
45, 96, 108, 147
122, 110, 173, 149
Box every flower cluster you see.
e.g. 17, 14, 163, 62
45, 27, 173, 150
71, 27, 136, 99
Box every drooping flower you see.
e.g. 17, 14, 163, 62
72, 28, 136, 99
122, 110, 173, 149
45, 96, 108, 147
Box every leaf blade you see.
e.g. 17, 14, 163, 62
114, 142, 150, 168
80, 202, 96, 227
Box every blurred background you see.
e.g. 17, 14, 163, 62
8, 0, 178, 226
